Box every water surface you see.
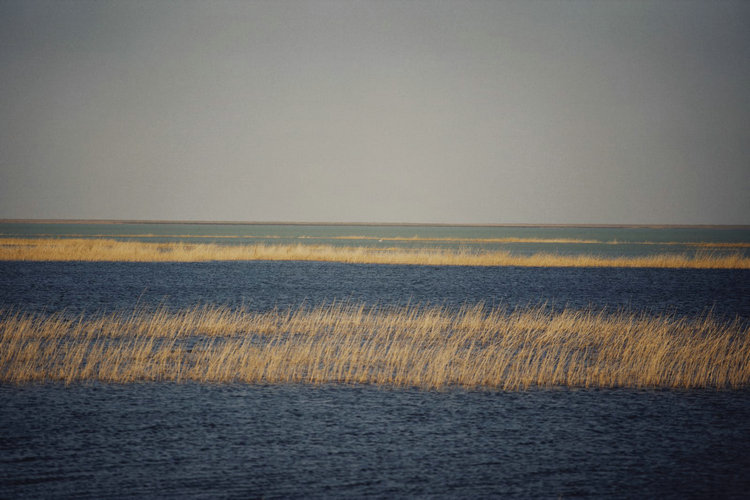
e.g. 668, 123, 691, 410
1, 226, 748, 497
2, 383, 749, 498
1, 261, 747, 320
2, 222, 748, 257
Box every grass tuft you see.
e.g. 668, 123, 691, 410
1, 303, 747, 389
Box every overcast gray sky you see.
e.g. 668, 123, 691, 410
1, 0, 748, 224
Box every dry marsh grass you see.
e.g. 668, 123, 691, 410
2, 303, 747, 389
0, 238, 748, 268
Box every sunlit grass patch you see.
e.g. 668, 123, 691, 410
0, 237, 748, 268
1, 303, 747, 389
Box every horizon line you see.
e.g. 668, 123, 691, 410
1, 218, 749, 230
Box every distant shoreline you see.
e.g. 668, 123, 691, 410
1, 219, 748, 230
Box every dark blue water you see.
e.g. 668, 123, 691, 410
1, 261, 748, 320
2, 383, 749, 498
1, 261, 749, 497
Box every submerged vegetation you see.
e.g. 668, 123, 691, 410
0, 237, 748, 268
1, 303, 747, 389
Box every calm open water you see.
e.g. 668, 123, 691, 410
1, 224, 749, 497
2, 221, 749, 257
1, 261, 748, 321
2, 383, 749, 499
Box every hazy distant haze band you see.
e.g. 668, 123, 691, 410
3, 220, 749, 229
2, 232, 748, 248
1, 1, 748, 223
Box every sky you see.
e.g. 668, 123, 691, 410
0, 0, 748, 225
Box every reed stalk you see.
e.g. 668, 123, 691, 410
1, 303, 747, 389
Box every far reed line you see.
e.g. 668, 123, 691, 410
0, 238, 748, 268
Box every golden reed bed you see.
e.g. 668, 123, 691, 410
2, 303, 748, 389
0, 238, 748, 268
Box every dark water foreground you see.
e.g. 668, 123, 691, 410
2, 261, 748, 497
0, 384, 750, 498
1, 383, 749, 498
